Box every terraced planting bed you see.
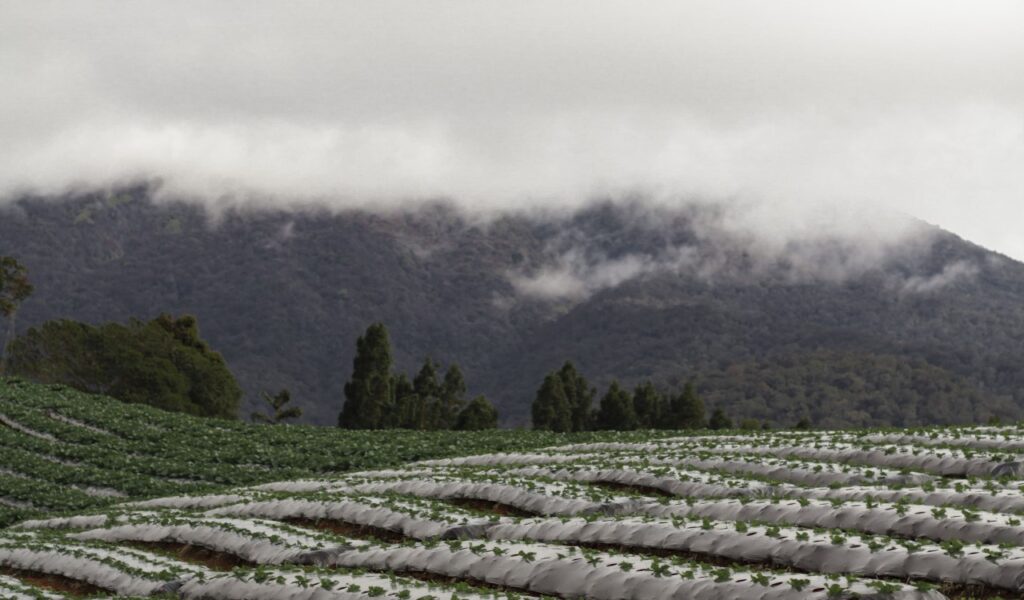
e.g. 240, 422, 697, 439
7, 380, 1024, 597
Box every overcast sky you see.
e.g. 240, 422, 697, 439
1, 1, 1023, 259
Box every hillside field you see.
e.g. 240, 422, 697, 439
3, 380, 1024, 597
0, 378, 661, 527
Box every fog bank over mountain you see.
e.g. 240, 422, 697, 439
1, 2, 1023, 259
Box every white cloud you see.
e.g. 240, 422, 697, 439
509, 249, 668, 301
898, 260, 980, 295
1, 1, 1023, 259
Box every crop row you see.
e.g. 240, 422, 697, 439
0, 521, 941, 600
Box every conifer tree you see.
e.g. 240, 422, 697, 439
668, 380, 706, 429
339, 323, 392, 429
410, 358, 440, 429
439, 364, 467, 428
413, 358, 440, 399
391, 373, 425, 429
594, 380, 638, 431
708, 407, 732, 430
532, 372, 572, 431
455, 395, 499, 430
632, 381, 663, 429
558, 361, 595, 432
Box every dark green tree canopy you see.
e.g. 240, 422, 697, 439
455, 395, 499, 430
632, 381, 663, 429
339, 322, 393, 429
594, 380, 638, 431
7, 314, 240, 418
532, 372, 572, 432
437, 363, 467, 428
709, 407, 732, 430
668, 380, 706, 429
339, 329, 494, 430
558, 361, 595, 432
390, 373, 424, 429
413, 358, 441, 400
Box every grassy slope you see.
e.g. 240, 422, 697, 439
0, 377, 663, 527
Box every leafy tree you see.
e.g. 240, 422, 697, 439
251, 389, 302, 424
632, 381, 663, 429
0, 256, 33, 373
339, 323, 393, 429
708, 407, 732, 430
455, 395, 499, 430
668, 380, 706, 429
594, 380, 638, 431
7, 314, 240, 418
532, 372, 572, 431
558, 361, 595, 432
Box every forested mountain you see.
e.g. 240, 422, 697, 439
2, 187, 1023, 427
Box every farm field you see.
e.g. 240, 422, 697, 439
5, 381, 1024, 597
0, 377, 664, 527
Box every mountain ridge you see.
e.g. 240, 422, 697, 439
1, 188, 1022, 427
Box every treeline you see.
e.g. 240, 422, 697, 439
4, 314, 241, 418
3, 252, 241, 419
337, 323, 498, 430
5, 253, 776, 430
532, 362, 732, 431
4, 253, 501, 427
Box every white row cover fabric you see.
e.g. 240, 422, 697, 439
485, 517, 1024, 592
0, 537, 206, 596
294, 539, 942, 600
641, 498, 1024, 546
179, 569, 542, 600
71, 515, 342, 565
208, 497, 498, 539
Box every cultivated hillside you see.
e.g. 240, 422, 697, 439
5, 423, 1024, 598
2, 189, 1023, 426
0, 378, 649, 527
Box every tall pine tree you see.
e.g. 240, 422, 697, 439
594, 380, 638, 431
391, 373, 426, 429
413, 358, 441, 428
668, 380, 706, 429
558, 361, 595, 432
438, 364, 467, 428
339, 323, 392, 429
532, 372, 572, 431
632, 381, 663, 429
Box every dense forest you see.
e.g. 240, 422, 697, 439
2, 188, 1023, 427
